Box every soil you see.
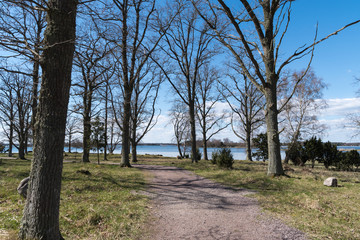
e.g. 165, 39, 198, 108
135, 164, 307, 240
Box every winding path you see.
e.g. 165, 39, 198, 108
136, 164, 307, 240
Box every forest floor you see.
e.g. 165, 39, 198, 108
136, 164, 307, 240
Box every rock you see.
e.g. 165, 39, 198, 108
17, 177, 30, 198
324, 177, 338, 187
76, 169, 91, 175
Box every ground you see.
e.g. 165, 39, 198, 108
136, 164, 307, 240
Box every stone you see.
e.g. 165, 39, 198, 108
323, 177, 337, 187
17, 176, 30, 198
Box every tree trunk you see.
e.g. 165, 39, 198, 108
31, 59, 40, 136
82, 92, 92, 162
177, 142, 183, 158
245, 129, 252, 161
104, 85, 108, 160
82, 116, 91, 162
131, 140, 137, 163
189, 100, 197, 163
265, 87, 284, 176
8, 122, 13, 157
68, 133, 72, 153
18, 139, 25, 160
121, 91, 132, 167
203, 137, 208, 161
19, 0, 77, 239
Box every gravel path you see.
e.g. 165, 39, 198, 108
135, 164, 307, 240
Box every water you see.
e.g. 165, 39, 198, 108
5, 144, 359, 160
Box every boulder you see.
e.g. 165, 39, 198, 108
323, 177, 338, 187
17, 176, 30, 198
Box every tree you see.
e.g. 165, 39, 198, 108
19, 0, 77, 239
94, 0, 176, 167
91, 115, 106, 164
280, 69, 327, 164
130, 70, 161, 162
195, 0, 359, 176
221, 66, 265, 161
11, 74, 32, 159
196, 65, 229, 160
253, 133, 268, 162
65, 111, 81, 153
72, 29, 110, 163
0, 72, 32, 159
158, 0, 215, 163
0, 0, 46, 135
170, 101, 191, 158
0, 72, 16, 157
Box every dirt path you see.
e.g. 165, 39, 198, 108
136, 164, 307, 240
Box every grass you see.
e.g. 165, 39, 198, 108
136, 157, 360, 240
2, 152, 360, 239
0, 156, 149, 239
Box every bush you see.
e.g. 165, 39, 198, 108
252, 133, 268, 162
0, 143, 5, 153
190, 148, 202, 161
211, 148, 234, 169
321, 141, 338, 169
302, 137, 323, 168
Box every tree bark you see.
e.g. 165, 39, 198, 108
19, 0, 77, 239
265, 87, 284, 176
203, 133, 208, 161
121, 90, 132, 167
245, 128, 252, 161
82, 91, 92, 163
189, 99, 197, 163
82, 114, 91, 163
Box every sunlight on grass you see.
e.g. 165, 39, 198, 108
0, 158, 149, 239
137, 156, 360, 240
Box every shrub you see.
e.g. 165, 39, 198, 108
252, 133, 268, 162
191, 148, 202, 161
321, 141, 338, 169
0, 143, 5, 153
211, 148, 234, 169
285, 142, 302, 166
302, 137, 323, 168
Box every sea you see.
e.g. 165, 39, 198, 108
4, 144, 360, 161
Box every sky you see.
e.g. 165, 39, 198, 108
142, 0, 360, 144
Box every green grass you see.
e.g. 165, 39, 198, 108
137, 157, 360, 240
0, 157, 149, 239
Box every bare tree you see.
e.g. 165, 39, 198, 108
221, 68, 265, 161
12, 74, 32, 159
196, 65, 229, 160
0, 72, 16, 157
170, 101, 191, 158
158, 0, 215, 162
0, 72, 32, 159
130, 69, 161, 162
0, 0, 46, 135
94, 0, 176, 167
19, 0, 77, 239
195, 0, 360, 175
72, 31, 110, 163
65, 111, 81, 153
279, 69, 327, 163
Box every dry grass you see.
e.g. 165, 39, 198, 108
136, 157, 360, 240
0, 157, 149, 239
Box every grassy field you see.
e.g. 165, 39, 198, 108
1, 152, 360, 239
0, 154, 149, 240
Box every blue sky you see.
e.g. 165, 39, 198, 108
144, 1, 360, 143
